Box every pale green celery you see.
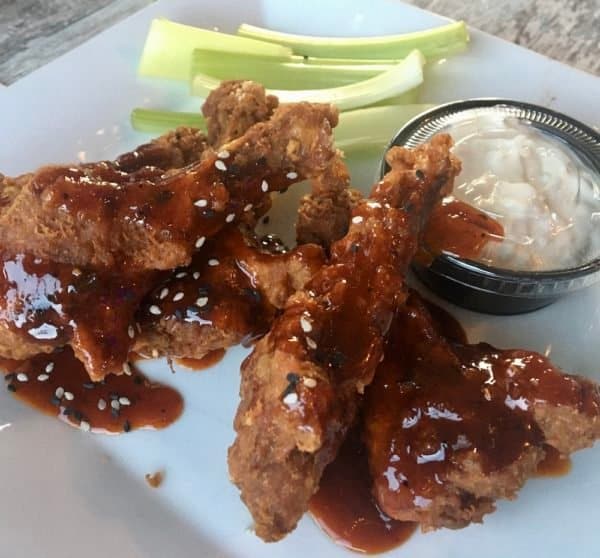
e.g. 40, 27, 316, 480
138, 18, 292, 80
191, 49, 395, 89
130, 108, 206, 134
237, 21, 468, 60
191, 50, 425, 111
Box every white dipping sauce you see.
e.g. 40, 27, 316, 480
446, 113, 600, 271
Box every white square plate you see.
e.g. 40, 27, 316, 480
1, 1, 599, 556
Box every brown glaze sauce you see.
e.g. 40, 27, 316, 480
175, 349, 226, 371
309, 427, 417, 554
33, 153, 299, 269
1, 347, 182, 434
0, 253, 155, 380
420, 199, 504, 263
365, 292, 596, 518
535, 445, 572, 477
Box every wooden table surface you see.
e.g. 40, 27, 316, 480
0, 0, 598, 85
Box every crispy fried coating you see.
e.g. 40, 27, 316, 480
228, 135, 460, 541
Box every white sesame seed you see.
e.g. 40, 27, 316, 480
111, 400, 120, 410
286, 171, 298, 180
193, 272, 200, 280
215, 160, 227, 171
283, 392, 299, 406
367, 201, 382, 208
151, 349, 160, 358
244, 203, 253, 212
64, 391, 74, 401
303, 377, 317, 388
217, 149, 230, 159
173, 292, 184, 302
55, 387, 65, 399
37, 374, 49, 382
67, 285, 76, 294
119, 397, 131, 406
128, 325, 135, 339
261, 180, 269, 192
16, 373, 28, 382
122, 362, 132, 376
80, 421, 91, 432
149, 305, 162, 316
306, 337, 317, 350
159, 288, 169, 300
72, 268, 82, 277
45, 362, 54, 373
225, 213, 235, 223
208, 258, 219, 267
194, 199, 208, 208
98, 398, 107, 411
352, 215, 364, 224
175, 272, 187, 278
196, 297, 209, 307
300, 316, 312, 333
195, 236, 206, 249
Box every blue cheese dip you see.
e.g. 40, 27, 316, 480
446, 113, 600, 271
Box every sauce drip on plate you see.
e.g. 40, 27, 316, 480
1, 347, 182, 434
309, 426, 416, 554
535, 445, 572, 477
175, 349, 226, 371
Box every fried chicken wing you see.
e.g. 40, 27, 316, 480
133, 227, 325, 360
0, 102, 338, 270
364, 292, 600, 531
228, 135, 461, 541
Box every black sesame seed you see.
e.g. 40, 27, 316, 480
415, 169, 425, 180
227, 163, 241, 176
174, 308, 183, 320
63, 408, 73, 416
50, 395, 60, 406
134, 375, 144, 385
286, 373, 300, 385
7, 383, 16, 393
197, 286, 210, 297
262, 216, 270, 225
82, 382, 95, 390
5, 373, 15, 382
111, 408, 120, 418
123, 420, 131, 433
279, 188, 288, 194
350, 243, 360, 254
73, 410, 83, 421
109, 393, 118, 400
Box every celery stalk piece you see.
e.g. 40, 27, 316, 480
336, 104, 433, 152
237, 21, 469, 60
130, 108, 206, 134
190, 49, 395, 89
138, 19, 292, 80
191, 50, 425, 111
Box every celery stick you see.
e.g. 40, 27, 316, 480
191, 49, 395, 89
138, 19, 292, 80
336, 104, 433, 152
191, 50, 425, 111
237, 21, 468, 60
130, 108, 206, 134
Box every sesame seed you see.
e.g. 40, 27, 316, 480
159, 288, 169, 300
37, 374, 49, 382
119, 397, 131, 406
196, 296, 208, 307
195, 236, 206, 249
149, 305, 162, 315
123, 420, 131, 433
55, 387, 65, 399
303, 377, 317, 388
306, 337, 317, 350
352, 215, 364, 224
7, 384, 16, 393
80, 421, 91, 432
193, 272, 200, 280
97, 398, 107, 411
286, 171, 298, 180
111, 400, 120, 411
128, 325, 135, 339
175, 272, 187, 278
45, 362, 54, 373
208, 258, 219, 267
67, 285, 76, 294
122, 362, 132, 376
261, 180, 269, 192
64, 391, 74, 401
173, 292, 184, 302
194, 199, 208, 208
72, 268, 82, 277
283, 392, 299, 406
367, 201, 382, 208
214, 160, 227, 171
151, 349, 159, 358
16, 373, 28, 383
225, 213, 235, 223
244, 203, 253, 212
300, 316, 312, 333
217, 149, 230, 159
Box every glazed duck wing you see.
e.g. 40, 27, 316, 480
228, 135, 461, 541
